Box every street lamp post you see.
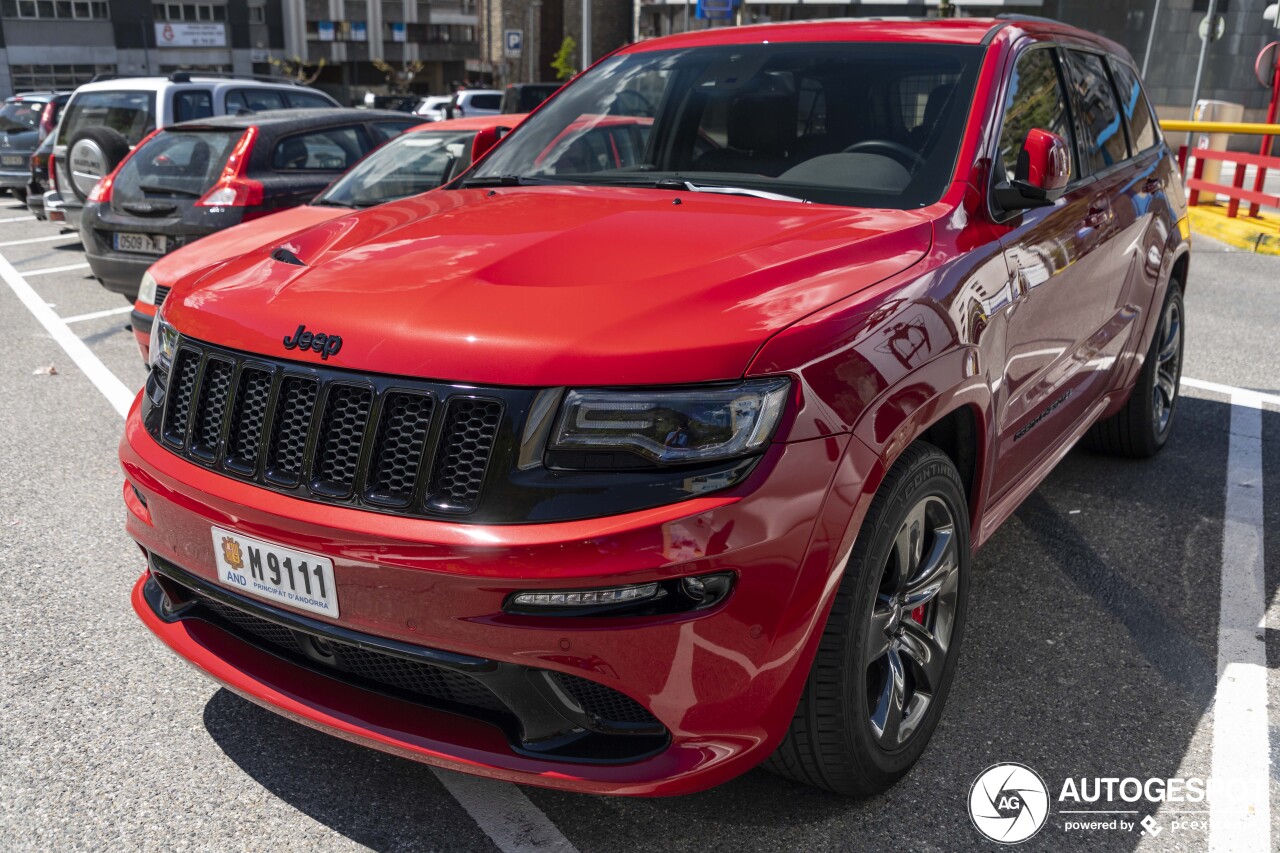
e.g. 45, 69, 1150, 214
583, 0, 592, 69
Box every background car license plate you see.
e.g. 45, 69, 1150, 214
0, 154, 22, 167
113, 232, 166, 254
210, 526, 339, 618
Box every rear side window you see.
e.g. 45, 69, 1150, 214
272, 126, 364, 171
227, 88, 287, 113
285, 91, 337, 109
1109, 60, 1159, 154
369, 121, 418, 143
1063, 50, 1128, 173
467, 94, 502, 111
110, 129, 241, 202
996, 48, 1077, 184
57, 90, 156, 146
173, 90, 214, 123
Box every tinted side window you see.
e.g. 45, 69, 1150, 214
173, 89, 214, 122
996, 48, 1076, 184
1063, 50, 1128, 173
272, 126, 365, 170
470, 94, 502, 111
285, 91, 337, 109
231, 88, 287, 113
1109, 60, 1159, 154
368, 121, 418, 144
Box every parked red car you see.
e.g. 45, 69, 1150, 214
130, 114, 526, 360
124, 17, 1188, 797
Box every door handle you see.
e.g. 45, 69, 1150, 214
1084, 204, 1110, 228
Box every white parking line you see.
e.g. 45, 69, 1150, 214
0, 244, 579, 853
431, 771, 579, 853
0, 214, 36, 223
1182, 377, 1279, 408
63, 305, 134, 324
0, 232, 80, 248
1208, 393, 1270, 853
22, 261, 91, 277
0, 252, 133, 417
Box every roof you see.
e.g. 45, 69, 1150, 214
73, 76, 315, 93
169, 108, 415, 132
625, 18, 1006, 50
622, 16, 1123, 52
407, 113, 527, 133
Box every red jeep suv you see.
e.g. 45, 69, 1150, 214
123, 17, 1189, 797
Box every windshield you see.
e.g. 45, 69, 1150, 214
318, 129, 477, 207
0, 100, 42, 133
467, 42, 981, 209
111, 129, 240, 202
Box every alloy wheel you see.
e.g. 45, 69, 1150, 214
1151, 296, 1182, 437
864, 495, 961, 750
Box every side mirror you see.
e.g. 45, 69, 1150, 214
470, 125, 512, 162
993, 128, 1072, 212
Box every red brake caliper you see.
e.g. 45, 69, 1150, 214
910, 605, 926, 624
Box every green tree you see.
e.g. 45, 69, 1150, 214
552, 37, 578, 81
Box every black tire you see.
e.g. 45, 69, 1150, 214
764, 442, 970, 797
1084, 282, 1184, 458
67, 126, 131, 201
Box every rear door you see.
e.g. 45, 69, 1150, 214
259, 124, 372, 209
988, 43, 1124, 499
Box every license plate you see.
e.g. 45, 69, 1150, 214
210, 526, 339, 618
113, 232, 166, 254
0, 154, 23, 167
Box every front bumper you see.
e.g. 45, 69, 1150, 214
122, 394, 867, 795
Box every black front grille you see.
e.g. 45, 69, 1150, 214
197, 597, 507, 713
153, 337, 505, 518
553, 672, 661, 726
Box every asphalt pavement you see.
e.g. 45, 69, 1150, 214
0, 194, 1276, 852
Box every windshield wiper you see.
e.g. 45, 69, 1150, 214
554, 175, 810, 203
312, 197, 357, 208
460, 174, 569, 188
679, 181, 810, 204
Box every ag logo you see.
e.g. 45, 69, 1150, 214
969, 763, 1050, 844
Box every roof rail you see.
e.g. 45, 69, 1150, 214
168, 71, 303, 86
995, 13, 1064, 25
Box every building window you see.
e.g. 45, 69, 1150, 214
152, 3, 227, 21
8, 63, 115, 90
1, 1, 110, 18
248, 5, 264, 23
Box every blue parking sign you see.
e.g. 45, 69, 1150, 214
504, 29, 523, 58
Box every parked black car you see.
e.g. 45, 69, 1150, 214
80, 108, 418, 300
498, 83, 561, 114
1, 91, 70, 203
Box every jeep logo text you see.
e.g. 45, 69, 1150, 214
282, 324, 342, 360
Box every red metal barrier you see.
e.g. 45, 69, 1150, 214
1177, 145, 1280, 219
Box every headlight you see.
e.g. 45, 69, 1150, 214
149, 310, 178, 373
137, 270, 158, 306
548, 378, 790, 467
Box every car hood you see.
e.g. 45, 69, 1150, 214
166, 186, 933, 386
147, 205, 348, 288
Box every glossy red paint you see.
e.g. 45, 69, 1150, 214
124, 18, 1190, 795
131, 115, 529, 357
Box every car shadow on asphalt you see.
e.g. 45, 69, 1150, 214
201, 396, 1255, 852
